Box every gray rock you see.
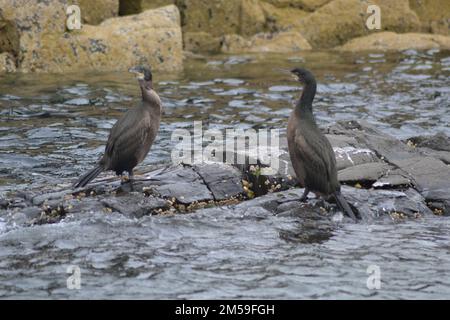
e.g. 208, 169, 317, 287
411, 132, 450, 152
193, 163, 244, 201
338, 162, 393, 183
101, 194, 168, 218
149, 166, 214, 204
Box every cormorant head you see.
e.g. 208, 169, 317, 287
290, 68, 315, 85
128, 65, 152, 82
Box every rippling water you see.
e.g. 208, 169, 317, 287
0, 50, 449, 299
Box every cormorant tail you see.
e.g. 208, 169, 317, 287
334, 191, 357, 221
73, 166, 104, 188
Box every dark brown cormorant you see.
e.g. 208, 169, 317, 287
287, 68, 357, 220
73, 65, 162, 188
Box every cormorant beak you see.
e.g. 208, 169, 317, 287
128, 67, 145, 80
275, 68, 300, 82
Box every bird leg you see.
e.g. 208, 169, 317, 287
299, 188, 309, 202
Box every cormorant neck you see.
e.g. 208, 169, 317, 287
296, 80, 316, 113
139, 79, 153, 92
139, 80, 161, 109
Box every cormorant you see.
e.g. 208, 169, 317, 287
286, 68, 357, 220
73, 65, 162, 188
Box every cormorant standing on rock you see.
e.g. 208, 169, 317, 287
74, 66, 162, 188
287, 68, 357, 221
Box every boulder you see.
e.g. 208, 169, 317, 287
180, 0, 267, 37
0, 2, 183, 73
409, 0, 450, 35
75, 0, 119, 25
222, 31, 311, 53
0, 0, 67, 68
337, 32, 450, 52
0, 52, 16, 72
183, 32, 222, 53
297, 0, 421, 48
261, 2, 308, 31
119, 0, 176, 15
263, 0, 332, 11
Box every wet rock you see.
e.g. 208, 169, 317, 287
0, 53, 16, 73
101, 194, 169, 218
411, 133, 450, 152
333, 145, 380, 171
345, 187, 433, 221
193, 163, 244, 201
149, 165, 214, 204
31, 190, 69, 207
338, 162, 392, 184
21, 207, 42, 220
0, 198, 8, 209
222, 32, 312, 53
297, 0, 421, 48
373, 169, 412, 189
333, 120, 450, 204
337, 32, 450, 52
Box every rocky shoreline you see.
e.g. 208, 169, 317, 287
1, 120, 448, 229
1, 0, 449, 73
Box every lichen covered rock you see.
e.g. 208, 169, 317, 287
222, 31, 311, 53
409, 0, 450, 35
297, 0, 421, 48
119, 0, 176, 15
75, 0, 119, 25
0, 1, 183, 73
0, 52, 16, 73
337, 32, 450, 51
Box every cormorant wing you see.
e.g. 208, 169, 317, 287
294, 128, 335, 192
104, 108, 152, 162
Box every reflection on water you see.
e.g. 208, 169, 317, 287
0, 50, 449, 298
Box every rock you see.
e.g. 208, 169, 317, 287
183, 32, 222, 53
101, 194, 169, 218
180, 0, 266, 37
332, 145, 380, 171
297, 0, 421, 48
261, 2, 308, 31
21, 207, 42, 219
0, 198, 8, 209
411, 133, 450, 152
119, 0, 176, 15
409, 0, 450, 35
333, 121, 450, 204
222, 31, 311, 53
373, 169, 412, 189
337, 32, 450, 51
345, 186, 433, 220
0, 52, 16, 73
150, 165, 214, 204
0, 0, 67, 70
76, 0, 119, 25
338, 162, 392, 184
263, 0, 332, 11
0, 2, 182, 73
193, 163, 244, 201
410, 133, 450, 165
